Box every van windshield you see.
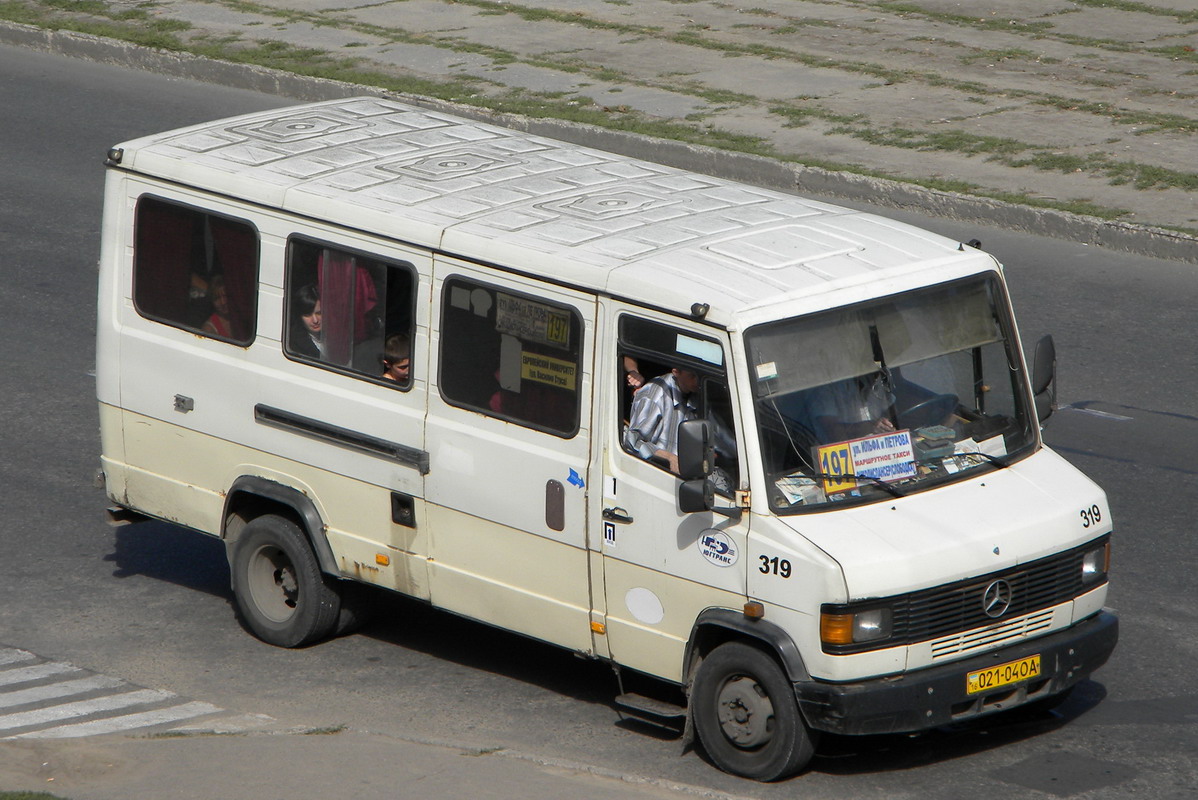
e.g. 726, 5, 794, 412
745, 273, 1036, 512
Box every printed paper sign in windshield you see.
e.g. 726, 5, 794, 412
814, 430, 916, 493
496, 293, 571, 349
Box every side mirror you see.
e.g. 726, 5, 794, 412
678, 477, 714, 513
1032, 334, 1057, 423
677, 419, 714, 481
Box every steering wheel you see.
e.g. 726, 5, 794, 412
897, 393, 958, 429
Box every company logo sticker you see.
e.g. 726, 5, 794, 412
698, 531, 738, 567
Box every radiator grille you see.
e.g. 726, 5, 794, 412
930, 608, 1055, 660
824, 536, 1107, 654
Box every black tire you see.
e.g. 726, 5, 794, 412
692, 641, 816, 781
232, 515, 341, 648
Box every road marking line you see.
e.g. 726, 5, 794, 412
15, 701, 222, 739
0, 675, 128, 710
0, 688, 173, 730
0, 645, 274, 739
0, 648, 37, 666
0, 663, 83, 687
1063, 406, 1133, 421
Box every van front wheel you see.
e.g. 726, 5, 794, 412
232, 515, 341, 648
692, 641, 815, 781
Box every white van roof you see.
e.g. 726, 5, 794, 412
111, 97, 991, 326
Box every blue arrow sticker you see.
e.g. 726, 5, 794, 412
567, 469, 585, 488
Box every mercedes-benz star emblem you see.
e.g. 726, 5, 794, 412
982, 579, 1013, 618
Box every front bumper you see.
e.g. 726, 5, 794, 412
796, 610, 1118, 735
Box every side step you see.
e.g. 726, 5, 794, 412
105, 506, 150, 527
614, 693, 687, 730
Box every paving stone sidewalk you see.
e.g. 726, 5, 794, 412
3, 0, 1196, 254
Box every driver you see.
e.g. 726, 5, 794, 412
811, 372, 896, 442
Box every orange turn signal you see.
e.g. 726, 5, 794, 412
820, 613, 855, 646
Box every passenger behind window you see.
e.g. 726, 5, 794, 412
623, 356, 645, 391
201, 275, 232, 338
382, 333, 411, 384
619, 354, 658, 426
290, 284, 324, 359
132, 198, 257, 345
624, 366, 734, 471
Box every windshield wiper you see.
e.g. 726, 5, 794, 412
962, 450, 1009, 468
917, 450, 1010, 471
807, 471, 907, 498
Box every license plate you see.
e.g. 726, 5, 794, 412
966, 654, 1041, 695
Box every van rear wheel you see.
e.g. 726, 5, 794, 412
692, 641, 815, 781
232, 515, 341, 648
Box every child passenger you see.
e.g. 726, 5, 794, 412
382, 333, 410, 384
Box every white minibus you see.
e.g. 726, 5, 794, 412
97, 97, 1117, 780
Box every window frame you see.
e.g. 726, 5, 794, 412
617, 313, 737, 481
282, 234, 418, 391
131, 194, 260, 347
437, 274, 585, 439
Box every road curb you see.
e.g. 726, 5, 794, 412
334, 727, 762, 800
4, 20, 1194, 264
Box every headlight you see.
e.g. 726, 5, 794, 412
1081, 541, 1111, 585
821, 606, 893, 648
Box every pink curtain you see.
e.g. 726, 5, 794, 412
209, 218, 256, 341
318, 249, 378, 366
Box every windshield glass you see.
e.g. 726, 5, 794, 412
745, 273, 1036, 512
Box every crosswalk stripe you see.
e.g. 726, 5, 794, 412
14, 701, 222, 739
0, 645, 274, 739
0, 649, 36, 666
0, 675, 128, 710
0, 662, 82, 686
0, 688, 173, 730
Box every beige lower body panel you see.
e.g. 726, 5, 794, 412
425, 504, 593, 654
102, 408, 431, 600
602, 557, 743, 683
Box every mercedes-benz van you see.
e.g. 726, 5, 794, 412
97, 97, 1116, 780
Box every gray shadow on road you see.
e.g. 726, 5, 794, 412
104, 521, 231, 598
101, 521, 618, 706
356, 587, 620, 706
809, 679, 1110, 777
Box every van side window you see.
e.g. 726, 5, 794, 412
132, 197, 258, 345
619, 316, 738, 489
284, 238, 415, 387
439, 278, 582, 437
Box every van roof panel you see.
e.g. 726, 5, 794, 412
113, 97, 989, 320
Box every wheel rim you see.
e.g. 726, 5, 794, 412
715, 674, 775, 749
246, 543, 300, 624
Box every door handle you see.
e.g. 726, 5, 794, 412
603, 506, 634, 524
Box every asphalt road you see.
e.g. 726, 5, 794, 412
1, 42, 1195, 799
